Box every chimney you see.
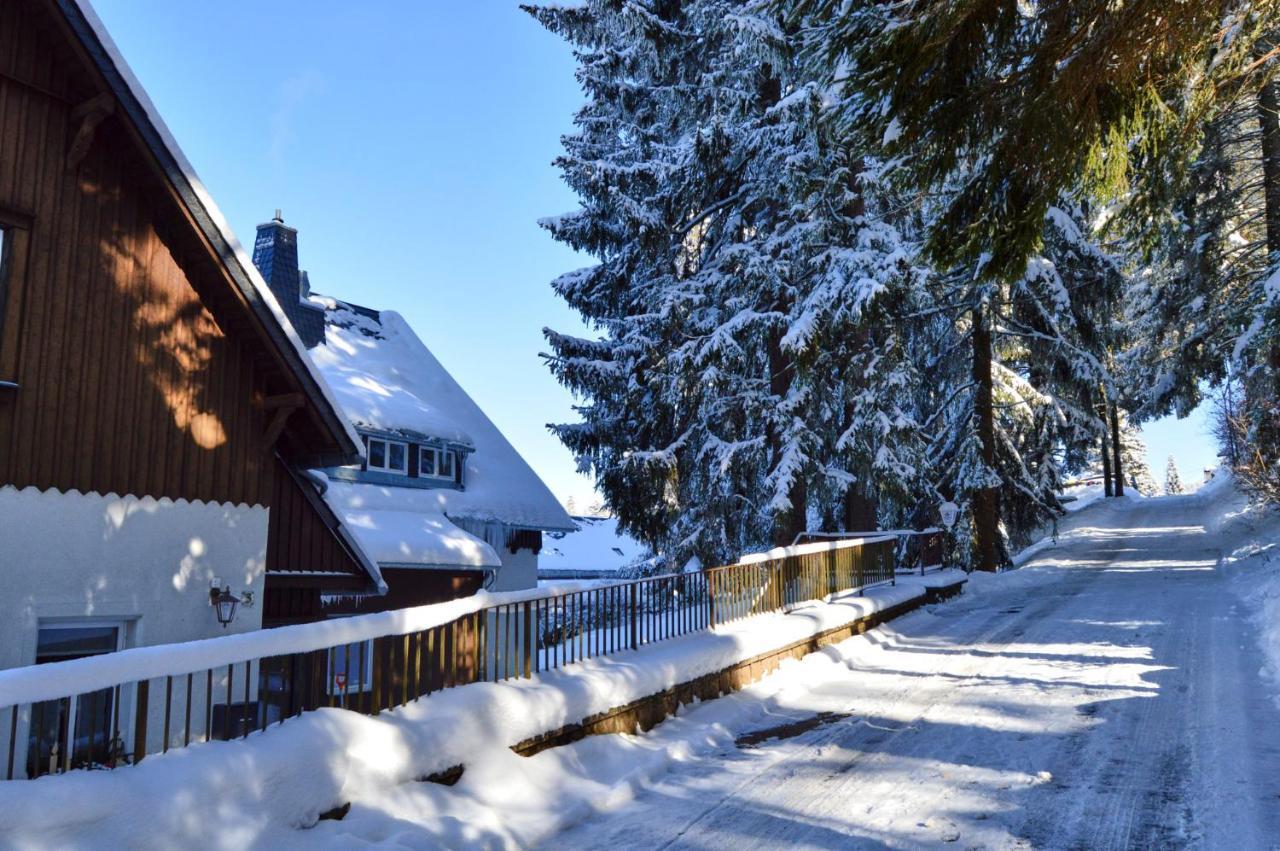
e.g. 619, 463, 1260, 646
253, 210, 301, 308
251, 211, 326, 348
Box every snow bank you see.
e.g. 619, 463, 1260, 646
1202, 471, 1280, 709
0, 584, 926, 849
898, 568, 968, 590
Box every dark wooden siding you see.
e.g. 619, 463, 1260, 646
323, 568, 484, 617
0, 0, 280, 506
266, 455, 369, 587
261, 586, 323, 628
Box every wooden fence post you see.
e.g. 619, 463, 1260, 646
708, 571, 717, 629
522, 601, 533, 678
370, 638, 383, 715
132, 680, 149, 764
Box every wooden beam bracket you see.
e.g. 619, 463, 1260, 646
66, 92, 115, 171
253, 392, 306, 412
263, 407, 295, 452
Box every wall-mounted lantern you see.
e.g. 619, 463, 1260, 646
209, 582, 254, 628
939, 501, 959, 529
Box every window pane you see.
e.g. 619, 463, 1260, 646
388, 442, 406, 472
36, 626, 119, 663
31, 625, 121, 773
420, 447, 435, 476
440, 450, 454, 478
369, 439, 386, 468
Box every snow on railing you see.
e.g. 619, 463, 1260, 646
791, 528, 948, 576
0, 536, 897, 781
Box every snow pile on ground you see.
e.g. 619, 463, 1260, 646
0, 580, 950, 849
1012, 487, 1143, 567
1061, 482, 1106, 513
1200, 471, 1280, 709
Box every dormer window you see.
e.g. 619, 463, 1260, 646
420, 446, 456, 481
366, 436, 408, 474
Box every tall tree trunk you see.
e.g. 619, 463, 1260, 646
971, 305, 1001, 572
839, 146, 876, 534
768, 326, 806, 546
1110, 402, 1125, 497
843, 489, 877, 532
1097, 383, 1114, 496
1259, 79, 1280, 257
757, 62, 804, 547
1258, 76, 1280, 416
1100, 426, 1113, 498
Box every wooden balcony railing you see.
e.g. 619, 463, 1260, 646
0, 535, 896, 781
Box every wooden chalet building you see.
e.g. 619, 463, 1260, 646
0, 0, 386, 711
249, 217, 576, 612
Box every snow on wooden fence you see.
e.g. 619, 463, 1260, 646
0, 535, 900, 781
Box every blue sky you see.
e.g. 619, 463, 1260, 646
1143, 402, 1218, 490
92, 1, 1218, 507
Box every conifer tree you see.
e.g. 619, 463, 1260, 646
778, 0, 1278, 280
529, 1, 927, 567
1165, 457, 1185, 496
1118, 416, 1158, 496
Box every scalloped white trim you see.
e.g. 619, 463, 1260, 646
0, 483, 265, 512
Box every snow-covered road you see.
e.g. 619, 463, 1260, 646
544, 497, 1280, 849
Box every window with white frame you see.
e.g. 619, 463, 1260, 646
419, 445, 456, 481
365, 436, 408, 474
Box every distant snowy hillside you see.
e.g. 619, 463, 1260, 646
540, 516, 654, 578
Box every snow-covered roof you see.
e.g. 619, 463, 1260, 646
308, 300, 576, 533
541, 516, 652, 575
321, 480, 500, 570
310, 299, 474, 446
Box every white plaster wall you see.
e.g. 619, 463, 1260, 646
489, 547, 537, 592
449, 518, 540, 592
0, 485, 269, 673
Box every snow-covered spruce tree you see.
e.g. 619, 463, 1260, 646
817, 32, 1126, 562
528, 1, 926, 569
1118, 414, 1158, 496
777, 0, 1275, 563
1209, 369, 1247, 468
778, 0, 1277, 281
1115, 73, 1280, 503
1165, 457, 1185, 495
1118, 96, 1267, 418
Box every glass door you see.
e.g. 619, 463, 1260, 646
27, 624, 121, 776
